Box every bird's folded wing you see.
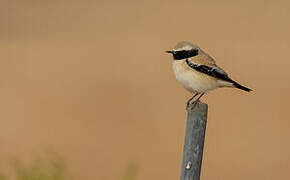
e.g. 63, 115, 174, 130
185, 59, 234, 83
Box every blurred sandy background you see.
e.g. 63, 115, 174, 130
1, 0, 290, 179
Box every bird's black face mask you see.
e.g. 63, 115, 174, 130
166, 49, 199, 60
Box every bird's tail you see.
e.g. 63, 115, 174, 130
233, 82, 252, 92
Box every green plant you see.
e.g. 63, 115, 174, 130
122, 161, 138, 180
0, 152, 72, 180
0, 175, 6, 180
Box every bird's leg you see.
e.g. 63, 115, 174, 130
191, 93, 205, 110
186, 93, 199, 108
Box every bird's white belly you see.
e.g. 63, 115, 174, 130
173, 61, 219, 93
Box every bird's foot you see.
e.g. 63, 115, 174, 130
186, 99, 194, 109
190, 100, 200, 110
186, 100, 200, 110
186, 100, 191, 109
186, 93, 204, 110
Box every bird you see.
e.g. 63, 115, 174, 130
166, 41, 251, 108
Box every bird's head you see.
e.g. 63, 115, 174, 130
166, 41, 200, 60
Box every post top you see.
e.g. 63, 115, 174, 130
186, 101, 208, 112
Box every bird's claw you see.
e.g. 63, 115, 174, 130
191, 100, 200, 110
186, 100, 200, 110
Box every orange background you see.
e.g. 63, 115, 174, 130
1, 0, 290, 179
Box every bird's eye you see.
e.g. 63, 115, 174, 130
191, 49, 198, 54
172, 50, 198, 60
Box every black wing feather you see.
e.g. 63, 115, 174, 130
185, 59, 252, 92
185, 59, 234, 83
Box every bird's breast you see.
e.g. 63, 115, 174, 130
172, 60, 219, 93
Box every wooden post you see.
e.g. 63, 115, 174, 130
180, 101, 208, 180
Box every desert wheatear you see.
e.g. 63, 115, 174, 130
166, 41, 251, 107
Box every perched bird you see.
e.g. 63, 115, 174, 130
166, 41, 251, 107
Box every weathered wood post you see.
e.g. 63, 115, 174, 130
180, 101, 208, 180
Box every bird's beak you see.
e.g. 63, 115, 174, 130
165, 50, 174, 54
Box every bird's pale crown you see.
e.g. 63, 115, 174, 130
173, 41, 199, 51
